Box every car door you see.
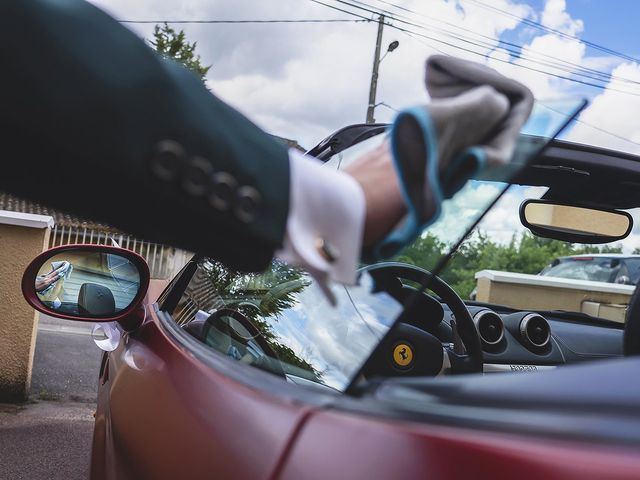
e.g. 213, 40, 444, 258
91, 259, 315, 480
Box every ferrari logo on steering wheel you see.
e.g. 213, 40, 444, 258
393, 343, 413, 368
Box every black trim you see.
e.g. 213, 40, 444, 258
158, 259, 198, 313
306, 123, 388, 161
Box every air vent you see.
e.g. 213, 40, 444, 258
473, 310, 504, 346
520, 314, 551, 350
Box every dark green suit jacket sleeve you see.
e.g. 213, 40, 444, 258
0, 0, 290, 272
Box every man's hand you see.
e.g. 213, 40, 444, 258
343, 140, 406, 247
36, 271, 60, 292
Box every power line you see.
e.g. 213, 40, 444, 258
330, 0, 640, 88
360, 0, 640, 87
118, 18, 367, 24
395, 27, 640, 151
308, 0, 374, 21
407, 31, 640, 147
462, 0, 640, 64
392, 20, 640, 96
309, 0, 640, 96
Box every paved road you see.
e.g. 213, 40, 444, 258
0, 402, 95, 479
31, 314, 102, 403
1, 280, 168, 479
0, 314, 101, 480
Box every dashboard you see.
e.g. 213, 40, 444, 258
442, 303, 624, 371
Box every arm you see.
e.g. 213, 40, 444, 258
0, 0, 289, 272
1, 0, 407, 287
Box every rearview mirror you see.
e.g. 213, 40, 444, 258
22, 245, 150, 322
519, 199, 633, 244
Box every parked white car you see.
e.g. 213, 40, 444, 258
540, 254, 640, 286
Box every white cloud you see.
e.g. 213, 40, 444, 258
567, 62, 640, 154
540, 0, 583, 36
87, 0, 639, 159
486, 0, 588, 99
88, 0, 538, 147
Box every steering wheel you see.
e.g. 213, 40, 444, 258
362, 263, 483, 377
202, 308, 286, 378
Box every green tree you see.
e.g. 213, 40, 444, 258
150, 23, 211, 80
397, 231, 626, 299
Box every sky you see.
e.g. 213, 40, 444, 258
89, 0, 640, 153
87, 0, 640, 251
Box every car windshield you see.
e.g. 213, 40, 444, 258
175, 100, 587, 391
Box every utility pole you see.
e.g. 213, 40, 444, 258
366, 15, 385, 124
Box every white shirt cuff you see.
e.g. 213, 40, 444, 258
276, 149, 366, 296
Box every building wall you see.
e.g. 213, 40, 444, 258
0, 220, 51, 401
476, 274, 633, 323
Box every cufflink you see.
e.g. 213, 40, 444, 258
315, 238, 339, 263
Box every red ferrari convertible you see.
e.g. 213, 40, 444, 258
21, 106, 640, 479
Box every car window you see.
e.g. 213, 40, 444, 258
166, 258, 402, 391
623, 259, 640, 284
542, 258, 620, 282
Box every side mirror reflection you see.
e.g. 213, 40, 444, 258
520, 200, 633, 244
24, 246, 149, 321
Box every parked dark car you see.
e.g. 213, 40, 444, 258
21, 115, 640, 479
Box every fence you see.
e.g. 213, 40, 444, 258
48, 224, 191, 279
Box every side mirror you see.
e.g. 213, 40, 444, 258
520, 199, 633, 244
22, 245, 150, 323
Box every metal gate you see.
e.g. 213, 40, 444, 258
48, 225, 190, 279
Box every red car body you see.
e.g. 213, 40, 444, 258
85, 292, 640, 480
23, 134, 640, 480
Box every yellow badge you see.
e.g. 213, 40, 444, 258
393, 343, 413, 368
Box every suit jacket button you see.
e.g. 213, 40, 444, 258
235, 186, 262, 223
209, 172, 237, 211
150, 140, 186, 182
183, 156, 213, 197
